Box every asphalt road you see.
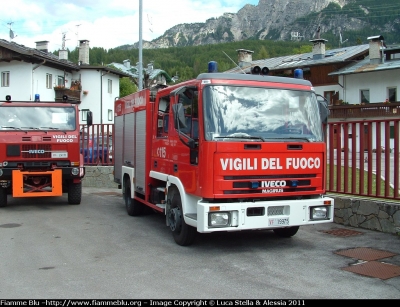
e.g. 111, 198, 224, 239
0, 187, 399, 299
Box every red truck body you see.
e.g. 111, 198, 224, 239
0, 97, 91, 206
114, 71, 334, 246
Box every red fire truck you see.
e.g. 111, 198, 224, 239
0, 95, 92, 207
114, 67, 334, 246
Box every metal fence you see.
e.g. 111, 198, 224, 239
326, 118, 399, 200
82, 119, 400, 200
79, 124, 113, 166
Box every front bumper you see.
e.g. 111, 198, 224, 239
194, 196, 334, 233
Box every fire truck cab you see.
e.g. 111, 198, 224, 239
114, 69, 333, 246
0, 95, 92, 207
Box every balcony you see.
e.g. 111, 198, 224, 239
54, 80, 82, 102
328, 102, 400, 119
54, 88, 81, 101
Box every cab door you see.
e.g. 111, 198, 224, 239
152, 95, 173, 175
170, 87, 200, 194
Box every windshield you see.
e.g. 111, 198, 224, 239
0, 106, 76, 131
203, 85, 323, 142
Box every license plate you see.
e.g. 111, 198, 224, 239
52, 152, 68, 158
269, 218, 289, 226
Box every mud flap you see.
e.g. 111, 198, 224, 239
12, 169, 63, 197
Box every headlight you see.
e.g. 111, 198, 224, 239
311, 206, 328, 220
209, 212, 230, 227
71, 168, 79, 176
0, 169, 3, 176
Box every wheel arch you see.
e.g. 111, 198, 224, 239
165, 175, 200, 228
122, 166, 135, 198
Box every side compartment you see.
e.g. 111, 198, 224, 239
113, 114, 124, 184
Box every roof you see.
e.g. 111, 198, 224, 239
109, 62, 174, 83
79, 65, 131, 78
225, 44, 370, 74
0, 39, 130, 78
0, 39, 79, 71
328, 45, 400, 76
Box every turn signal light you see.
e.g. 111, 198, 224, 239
210, 206, 220, 211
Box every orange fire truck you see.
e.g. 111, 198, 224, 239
0, 95, 92, 207
114, 67, 334, 246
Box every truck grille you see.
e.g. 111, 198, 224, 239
21, 144, 52, 158
223, 174, 317, 194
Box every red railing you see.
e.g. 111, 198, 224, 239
326, 118, 400, 200
82, 120, 400, 200
79, 124, 113, 166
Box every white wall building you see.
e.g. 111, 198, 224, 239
0, 39, 129, 125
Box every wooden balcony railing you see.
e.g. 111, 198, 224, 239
328, 102, 400, 119
54, 88, 81, 101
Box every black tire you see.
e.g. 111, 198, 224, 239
124, 178, 144, 216
167, 187, 196, 246
273, 226, 299, 238
0, 187, 7, 207
68, 182, 82, 205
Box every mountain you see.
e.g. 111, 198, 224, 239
124, 0, 400, 50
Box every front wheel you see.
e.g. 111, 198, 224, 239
68, 182, 82, 205
124, 178, 144, 216
273, 226, 299, 238
167, 187, 196, 246
0, 187, 7, 207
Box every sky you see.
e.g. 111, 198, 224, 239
1, 0, 259, 52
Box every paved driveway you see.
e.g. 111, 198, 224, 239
0, 187, 399, 299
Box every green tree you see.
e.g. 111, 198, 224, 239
292, 45, 312, 54
257, 46, 270, 60
119, 77, 137, 98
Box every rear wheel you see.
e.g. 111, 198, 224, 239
0, 187, 7, 207
124, 178, 144, 216
68, 182, 82, 205
273, 226, 299, 238
167, 187, 196, 246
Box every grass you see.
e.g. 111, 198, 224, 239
326, 165, 398, 201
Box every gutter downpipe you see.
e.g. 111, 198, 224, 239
32, 60, 46, 101
101, 70, 110, 124
343, 74, 346, 104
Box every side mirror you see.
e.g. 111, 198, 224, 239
86, 111, 93, 126
316, 94, 329, 124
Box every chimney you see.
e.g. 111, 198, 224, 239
367, 35, 385, 64
59, 49, 68, 61
78, 40, 90, 65
35, 41, 49, 53
309, 39, 328, 60
123, 59, 130, 69
236, 49, 254, 68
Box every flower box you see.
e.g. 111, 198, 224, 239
54, 88, 81, 101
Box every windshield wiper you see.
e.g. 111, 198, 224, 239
21, 127, 40, 130
1, 126, 22, 130
286, 137, 311, 142
264, 137, 311, 142
214, 136, 266, 141
40, 127, 60, 130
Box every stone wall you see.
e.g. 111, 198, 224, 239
82, 167, 400, 235
82, 166, 118, 189
332, 196, 400, 235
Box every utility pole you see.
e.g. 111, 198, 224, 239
138, 0, 143, 90
75, 24, 81, 47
